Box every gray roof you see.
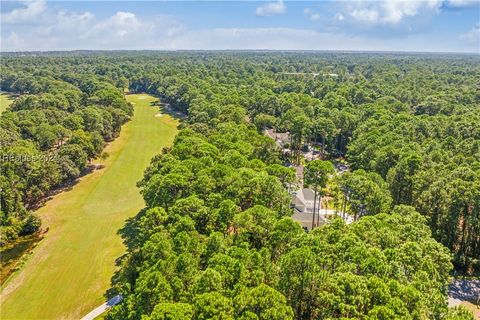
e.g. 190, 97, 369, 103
291, 210, 327, 230
292, 188, 315, 203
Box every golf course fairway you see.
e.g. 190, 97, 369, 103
0, 93, 14, 113
0, 94, 179, 319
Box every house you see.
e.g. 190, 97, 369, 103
292, 188, 316, 214
291, 188, 326, 230
291, 188, 354, 230
264, 129, 290, 148
291, 210, 326, 231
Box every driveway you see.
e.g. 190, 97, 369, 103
448, 279, 480, 307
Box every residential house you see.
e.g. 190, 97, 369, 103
291, 188, 353, 230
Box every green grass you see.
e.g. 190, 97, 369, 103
0, 234, 43, 285
0, 94, 179, 320
0, 93, 14, 113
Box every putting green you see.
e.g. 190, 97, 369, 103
0, 94, 179, 319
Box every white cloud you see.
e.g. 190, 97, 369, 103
169, 28, 364, 50
0, 32, 26, 50
303, 8, 321, 21
89, 12, 144, 39
335, 13, 345, 21
2, 22, 476, 53
334, 0, 478, 26
446, 0, 478, 7
350, 8, 380, 23
0, 0, 477, 53
459, 24, 480, 44
164, 27, 474, 52
255, 0, 286, 17
0, 2, 185, 51
340, 0, 442, 25
1, 0, 46, 24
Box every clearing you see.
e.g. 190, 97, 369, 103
0, 93, 14, 113
0, 94, 179, 319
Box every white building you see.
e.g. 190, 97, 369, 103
291, 188, 353, 230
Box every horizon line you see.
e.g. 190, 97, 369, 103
1, 49, 479, 55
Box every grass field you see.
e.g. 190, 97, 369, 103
0, 93, 14, 113
0, 94, 179, 320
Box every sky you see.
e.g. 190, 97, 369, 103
1, 0, 479, 52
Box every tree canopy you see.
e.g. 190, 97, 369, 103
2, 51, 478, 319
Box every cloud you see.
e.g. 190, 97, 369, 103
459, 24, 480, 43
303, 8, 321, 21
334, 13, 345, 21
446, 0, 478, 7
255, 0, 286, 17
1, 0, 47, 24
1, 32, 26, 49
168, 27, 368, 50
338, 0, 442, 25
0, 0, 477, 53
350, 8, 380, 23
2, 21, 476, 53
88, 12, 144, 39
0, 2, 185, 51
163, 27, 473, 52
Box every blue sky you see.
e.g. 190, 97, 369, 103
1, 0, 479, 52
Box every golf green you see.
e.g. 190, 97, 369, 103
0, 94, 179, 319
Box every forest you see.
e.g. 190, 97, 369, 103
0, 57, 132, 244
1, 52, 478, 319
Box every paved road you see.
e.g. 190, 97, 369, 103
81, 295, 123, 320
448, 279, 480, 307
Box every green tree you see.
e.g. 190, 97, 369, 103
234, 284, 294, 320
311, 117, 336, 157
193, 292, 234, 320
337, 170, 392, 220
148, 303, 193, 320
387, 154, 421, 205
253, 113, 277, 132
304, 160, 334, 228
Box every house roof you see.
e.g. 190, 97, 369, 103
291, 211, 327, 230
293, 188, 315, 205
265, 129, 290, 143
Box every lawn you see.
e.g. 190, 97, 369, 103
0, 93, 14, 113
0, 94, 179, 320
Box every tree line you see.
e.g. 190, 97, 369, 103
2, 52, 477, 318
0, 57, 132, 244
86, 52, 477, 319
118, 51, 479, 272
